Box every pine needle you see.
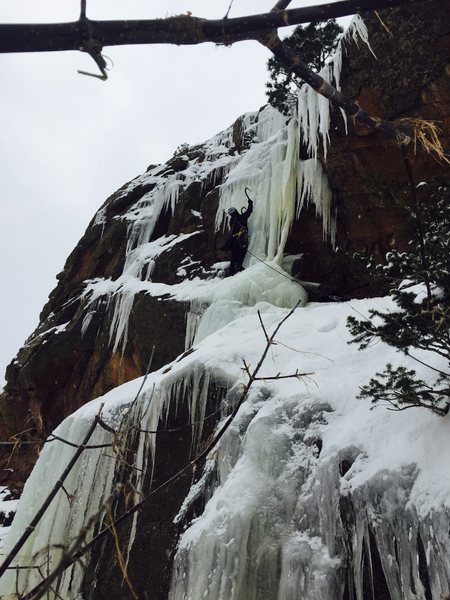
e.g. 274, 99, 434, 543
374, 10, 393, 36
108, 508, 138, 600
395, 117, 450, 164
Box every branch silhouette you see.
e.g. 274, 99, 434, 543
0, 0, 422, 53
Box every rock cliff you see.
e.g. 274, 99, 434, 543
0, 2, 449, 599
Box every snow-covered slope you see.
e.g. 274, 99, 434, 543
1, 293, 449, 598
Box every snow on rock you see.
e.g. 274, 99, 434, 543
2, 15, 447, 600
0, 487, 19, 552
169, 299, 450, 600
1, 296, 449, 598
80, 94, 332, 355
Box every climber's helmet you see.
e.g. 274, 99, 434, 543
227, 207, 239, 217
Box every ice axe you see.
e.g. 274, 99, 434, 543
242, 187, 253, 213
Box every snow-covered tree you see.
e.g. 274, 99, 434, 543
347, 184, 450, 416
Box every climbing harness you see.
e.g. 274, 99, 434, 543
234, 228, 249, 251
233, 228, 247, 239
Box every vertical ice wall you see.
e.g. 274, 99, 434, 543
217, 16, 372, 264
216, 109, 299, 263
168, 16, 450, 600
169, 395, 340, 600
76, 17, 374, 356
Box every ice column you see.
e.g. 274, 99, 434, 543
217, 108, 301, 264
0, 361, 219, 599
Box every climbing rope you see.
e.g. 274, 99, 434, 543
246, 249, 319, 291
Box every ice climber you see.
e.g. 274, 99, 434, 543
222, 188, 253, 275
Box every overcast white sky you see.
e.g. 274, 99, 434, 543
0, 1, 342, 385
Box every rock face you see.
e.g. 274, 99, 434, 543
0, 3, 449, 598
291, 2, 450, 296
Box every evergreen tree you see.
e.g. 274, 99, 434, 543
265, 20, 343, 116
347, 185, 450, 416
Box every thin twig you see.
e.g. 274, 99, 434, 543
96, 417, 117, 435
241, 359, 252, 379
257, 310, 270, 344
406, 351, 450, 378
107, 508, 138, 599
0, 435, 110, 449
224, 0, 236, 19
80, 0, 86, 20
135, 403, 224, 435
254, 371, 313, 381
374, 10, 393, 35
0, 404, 104, 579
47, 433, 111, 450
127, 348, 155, 415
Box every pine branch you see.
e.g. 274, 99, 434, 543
260, 32, 410, 144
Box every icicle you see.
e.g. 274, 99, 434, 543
108, 283, 136, 355
297, 64, 332, 161
169, 396, 336, 600
125, 179, 184, 256
297, 158, 334, 245
347, 14, 377, 58
185, 300, 207, 350
0, 357, 224, 599
297, 14, 375, 160
81, 310, 95, 337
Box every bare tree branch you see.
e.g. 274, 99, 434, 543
46, 433, 111, 450
0, 0, 423, 54
80, 0, 86, 20
253, 371, 314, 381
257, 310, 271, 344
271, 0, 295, 11
0, 0, 435, 149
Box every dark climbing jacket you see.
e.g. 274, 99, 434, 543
223, 199, 253, 252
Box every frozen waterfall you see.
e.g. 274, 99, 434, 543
2, 13, 449, 600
